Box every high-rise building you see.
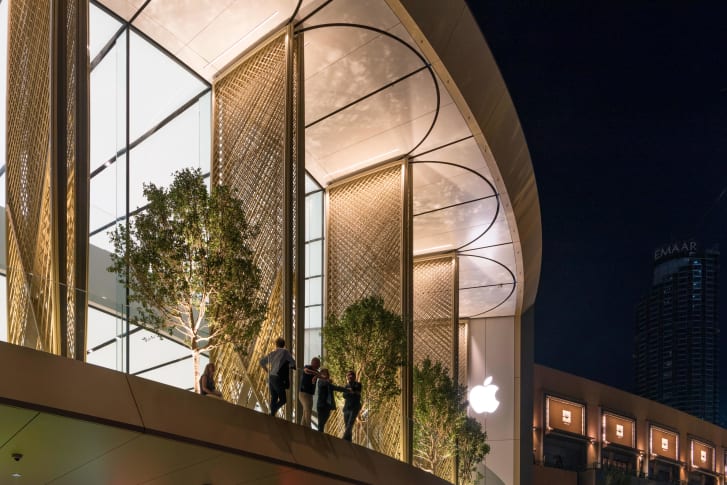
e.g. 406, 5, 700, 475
634, 242, 719, 423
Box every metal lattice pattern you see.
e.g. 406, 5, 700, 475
327, 165, 404, 314
459, 320, 468, 388
63, 0, 80, 358
413, 257, 455, 374
6, 0, 57, 352
326, 165, 404, 458
413, 256, 456, 482
213, 33, 300, 411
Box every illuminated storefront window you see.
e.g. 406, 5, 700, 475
690, 438, 714, 472
602, 412, 636, 448
546, 395, 585, 436
649, 425, 679, 461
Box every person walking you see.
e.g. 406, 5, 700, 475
299, 357, 321, 428
341, 370, 362, 441
259, 337, 296, 416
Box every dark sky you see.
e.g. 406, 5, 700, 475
467, 1, 727, 400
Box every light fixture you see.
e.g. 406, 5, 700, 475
11, 473, 21, 478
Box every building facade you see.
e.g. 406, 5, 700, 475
1, 0, 541, 482
634, 242, 720, 424
534, 364, 726, 485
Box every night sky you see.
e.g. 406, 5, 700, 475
467, 1, 727, 412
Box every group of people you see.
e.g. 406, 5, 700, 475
203, 337, 362, 442
298, 356, 362, 441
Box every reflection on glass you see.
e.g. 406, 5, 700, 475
89, 3, 122, 61
129, 31, 206, 140
128, 99, 210, 210
86, 6, 212, 393
90, 31, 126, 172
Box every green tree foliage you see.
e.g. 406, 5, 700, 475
108, 168, 265, 391
457, 416, 490, 485
413, 358, 490, 483
322, 295, 406, 414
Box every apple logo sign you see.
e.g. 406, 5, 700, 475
469, 376, 500, 414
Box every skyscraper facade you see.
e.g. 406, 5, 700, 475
634, 242, 720, 423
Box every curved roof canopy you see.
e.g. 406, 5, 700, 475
95, 0, 540, 318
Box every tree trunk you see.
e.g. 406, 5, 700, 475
193, 345, 200, 393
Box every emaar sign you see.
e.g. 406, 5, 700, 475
654, 241, 697, 261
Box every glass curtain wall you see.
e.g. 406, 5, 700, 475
305, 174, 324, 363
86, 2, 211, 389
0, 1, 325, 391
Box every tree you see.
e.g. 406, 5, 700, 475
413, 358, 490, 483
323, 295, 406, 415
108, 168, 265, 392
457, 416, 490, 485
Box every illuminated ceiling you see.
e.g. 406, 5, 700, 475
96, 0, 519, 318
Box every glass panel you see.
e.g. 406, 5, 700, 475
90, 2, 122, 61
87, 341, 118, 370
306, 305, 321, 329
306, 276, 322, 306
129, 328, 189, 374
304, 172, 322, 194
90, 31, 126, 172
90, 155, 127, 233
129, 31, 207, 141
136, 356, 201, 391
305, 191, 323, 240
128, 99, 210, 210
87, 307, 120, 349
305, 240, 322, 277
304, 328, 322, 364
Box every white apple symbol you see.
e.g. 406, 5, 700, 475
469, 376, 500, 414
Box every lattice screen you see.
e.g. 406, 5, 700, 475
413, 256, 456, 373
327, 164, 404, 459
7, 0, 88, 357
212, 32, 300, 413
413, 256, 457, 481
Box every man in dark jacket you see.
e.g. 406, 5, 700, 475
341, 370, 362, 441
259, 337, 296, 416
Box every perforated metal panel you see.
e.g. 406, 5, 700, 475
7, 0, 54, 352
327, 165, 404, 314
326, 163, 405, 459
413, 256, 456, 373
7, 0, 88, 357
212, 31, 301, 413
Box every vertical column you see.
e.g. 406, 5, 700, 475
282, 24, 295, 422
7, 0, 88, 357
401, 159, 413, 465
293, 31, 306, 425
53, 0, 89, 360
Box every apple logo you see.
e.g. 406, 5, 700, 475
469, 376, 500, 414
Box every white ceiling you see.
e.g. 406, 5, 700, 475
96, 0, 519, 318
